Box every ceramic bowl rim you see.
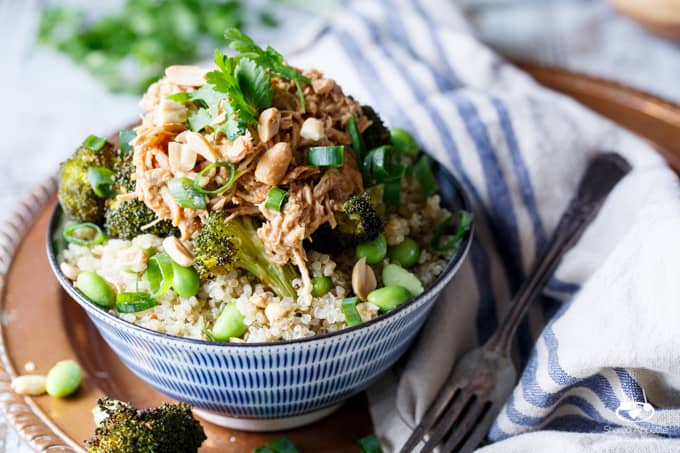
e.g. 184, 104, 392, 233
46, 161, 474, 349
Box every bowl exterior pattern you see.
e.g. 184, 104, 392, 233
82, 286, 443, 418
48, 158, 472, 420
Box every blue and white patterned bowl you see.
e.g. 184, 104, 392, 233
46, 161, 473, 431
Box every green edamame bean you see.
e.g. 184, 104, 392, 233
390, 127, 419, 157
210, 303, 247, 341
356, 233, 387, 265
311, 276, 333, 297
388, 238, 421, 268
172, 263, 200, 298
46, 360, 81, 397
75, 271, 114, 307
367, 286, 412, 312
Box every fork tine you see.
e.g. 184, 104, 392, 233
457, 403, 501, 453
399, 388, 462, 453
420, 393, 476, 452
441, 399, 491, 452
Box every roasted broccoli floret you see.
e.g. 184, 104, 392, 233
86, 398, 206, 453
58, 143, 114, 223
104, 198, 178, 240
310, 192, 384, 253
194, 213, 299, 298
113, 148, 135, 193
361, 105, 391, 150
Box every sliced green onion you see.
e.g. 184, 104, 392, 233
342, 297, 362, 327
166, 92, 192, 102
383, 179, 401, 207
431, 210, 473, 252
390, 127, 419, 157
347, 115, 365, 162
202, 329, 217, 341
382, 264, 424, 296
63, 222, 107, 246
265, 187, 288, 211
168, 177, 206, 209
87, 167, 116, 198
115, 292, 156, 313
193, 162, 237, 195
414, 155, 439, 198
209, 303, 247, 341
362, 146, 406, 184
118, 129, 136, 154
358, 434, 384, 453
307, 146, 344, 168
294, 79, 306, 114
146, 252, 174, 297
81, 134, 108, 151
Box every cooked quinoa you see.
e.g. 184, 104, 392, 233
61, 178, 454, 342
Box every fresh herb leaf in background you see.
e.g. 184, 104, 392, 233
37, 1, 280, 94
259, 10, 279, 28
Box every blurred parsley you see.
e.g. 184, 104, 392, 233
37, 0, 279, 94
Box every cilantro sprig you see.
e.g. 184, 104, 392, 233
224, 28, 310, 112
168, 29, 310, 140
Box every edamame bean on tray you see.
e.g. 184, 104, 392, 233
56, 29, 471, 343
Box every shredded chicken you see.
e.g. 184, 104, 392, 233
132, 65, 373, 295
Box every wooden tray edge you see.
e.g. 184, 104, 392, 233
0, 177, 82, 452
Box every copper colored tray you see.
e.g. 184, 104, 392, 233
1, 65, 680, 452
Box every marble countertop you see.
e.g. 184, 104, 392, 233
1, 0, 679, 450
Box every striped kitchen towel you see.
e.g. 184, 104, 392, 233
290, 0, 680, 451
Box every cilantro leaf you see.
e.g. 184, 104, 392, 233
224, 28, 309, 84
166, 92, 192, 102
188, 109, 212, 132
188, 84, 224, 116
223, 28, 308, 112
207, 49, 259, 124
217, 111, 247, 141
235, 58, 272, 110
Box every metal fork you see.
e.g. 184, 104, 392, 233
400, 153, 631, 453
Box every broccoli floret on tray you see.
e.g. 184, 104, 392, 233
310, 192, 384, 253
104, 198, 178, 240
194, 212, 299, 299
87, 398, 206, 453
58, 143, 114, 223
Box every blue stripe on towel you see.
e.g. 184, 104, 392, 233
365, 1, 514, 339
546, 277, 581, 295
336, 14, 501, 341
376, 0, 525, 290
401, 0, 550, 351
492, 98, 548, 253
498, 297, 680, 437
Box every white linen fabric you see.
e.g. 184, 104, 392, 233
289, 0, 680, 451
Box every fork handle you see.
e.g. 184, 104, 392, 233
486, 153, 631, 355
